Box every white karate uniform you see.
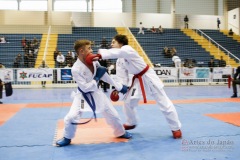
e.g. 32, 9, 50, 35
63, 59, 125, 139
172, 56, 181, 68
99, 46, 181, 131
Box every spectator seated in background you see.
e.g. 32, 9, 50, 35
54, 48, 60, 61
171, 47, 177, 56
0, 63, 5, 68
64, 63, 72, 68
163, 47, 172, 58
228, 28, 234, 36
150, 26, 157, 33
162, 47, 177, 58
65, 51, 74, 66
28, 52, 35, 68
56, 52, 65, 68
21, 37, 27, 49
13, 53, 22, 67
158, 25, 163, 34
218, 56, 226, 67
0, 36, 7, 43
100, 37, 109, 49
108, 63, 116, 75
13, 60, 20, 68
32, 37, 39, 54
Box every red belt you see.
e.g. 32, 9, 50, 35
129, 65, 149, 103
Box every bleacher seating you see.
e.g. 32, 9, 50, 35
0, 34, 42, 68
56, 27, 118, 67
130, 28, 214, 67
200, 29, 240, 60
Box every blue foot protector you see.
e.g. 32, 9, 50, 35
118, 131, 132, 139
56, 137, 71, 147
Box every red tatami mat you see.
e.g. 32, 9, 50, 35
205, 112, 240, 127
54, 119, 129, 145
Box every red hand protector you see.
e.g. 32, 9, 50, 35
85, 54, 102, 65
110, 90, 119, 102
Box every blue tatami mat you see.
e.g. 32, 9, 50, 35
0, 86, 239, 160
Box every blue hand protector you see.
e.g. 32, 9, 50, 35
94, 66, 107, 81
120, 85, 128, 94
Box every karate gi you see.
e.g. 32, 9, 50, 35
63, 59, 125, 139
98, 45, 182, 131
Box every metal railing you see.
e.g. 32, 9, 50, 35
43, 26, 52, 61
189, 24, 240, 65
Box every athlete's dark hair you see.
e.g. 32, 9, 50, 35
113, 34, 128, 46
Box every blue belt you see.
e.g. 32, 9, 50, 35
71, 87, 97, 125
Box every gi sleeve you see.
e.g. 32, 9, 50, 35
98, 45, 139, 60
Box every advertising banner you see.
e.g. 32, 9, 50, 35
179, 67, 210, 79
17, 68, 53, 81
179, 67, 195, 79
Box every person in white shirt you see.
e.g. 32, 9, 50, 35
0, 36, 7, 43
137, 22, 144, 35
56, 52, 65, 68
172, 54, 181, 68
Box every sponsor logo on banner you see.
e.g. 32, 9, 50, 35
17, 69, 53, 81
196, 68, 210, 79
0, 69, 14, 81
179, 67, 195, 79
61, 69, 72, 80
213, 67, 232, 79
154, 67, 178, 79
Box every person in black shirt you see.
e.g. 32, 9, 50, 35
228, 28, 234, 36
184, 15, 189, 29
217, 18, 221, 30
218, 56, 226, 67
231, 66, 240, 98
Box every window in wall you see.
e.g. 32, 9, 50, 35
53, 0, 122, 12
0, 0, 18, 10
54, 0, 92, 12
19, 0, 47, 11
94, 0, 122, 12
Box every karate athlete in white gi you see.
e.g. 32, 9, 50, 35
86, 35, 182, 139
56, 40, 132, 147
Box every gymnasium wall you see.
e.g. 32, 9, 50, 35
0, 0, 239, 34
